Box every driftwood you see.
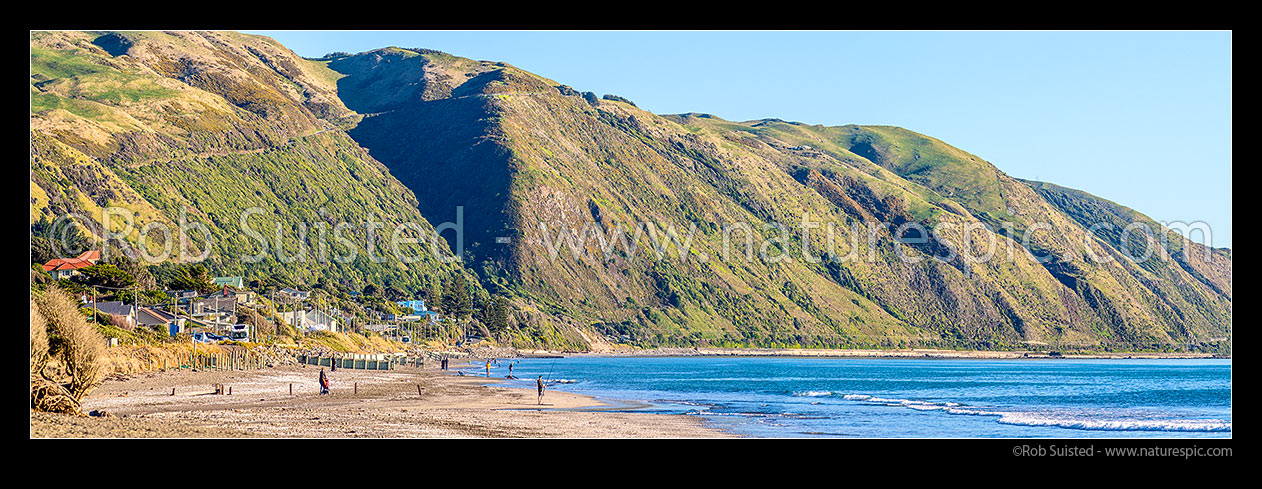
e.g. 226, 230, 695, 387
30, 376, 81, 415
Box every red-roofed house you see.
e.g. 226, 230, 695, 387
41, 250, 101, 280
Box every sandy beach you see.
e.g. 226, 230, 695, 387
30, 363, 732, 438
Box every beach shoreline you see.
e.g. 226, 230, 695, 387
30, 363, 733, 438
538, 347, 1228, 360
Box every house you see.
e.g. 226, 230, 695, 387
211, 276, 244, 289
278, 287, 310, 301
365, 324, 397, 334
89, 300, 135, 329
281, 308, 339, 333
397, 299, 427, 312
418, 310, 442, 324
303, 308, 339, 333
215, 286, 253, 304
136, 307, 187, 336
191, 296, 237, 325
41, 250, 102, 280
167, 289, 200, 301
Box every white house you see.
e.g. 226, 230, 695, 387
282, 308, 339, 333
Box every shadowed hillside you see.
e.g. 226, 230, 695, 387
331, 47, 1231, 352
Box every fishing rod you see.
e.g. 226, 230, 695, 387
544, 357, 558, 385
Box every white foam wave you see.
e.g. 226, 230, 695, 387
838, 393, 1229, 433
996, 413, 1231, 432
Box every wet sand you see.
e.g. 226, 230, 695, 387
30, 363, 731, 438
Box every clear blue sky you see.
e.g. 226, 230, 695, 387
250, 30, 1232, 248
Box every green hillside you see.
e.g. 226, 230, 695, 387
30, 33, 1231, 353
331, 47, 1231, 352
31, 31, 473, 295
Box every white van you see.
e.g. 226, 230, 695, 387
228, 324, 250, 342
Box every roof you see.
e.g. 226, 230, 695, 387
91, 301, 134, 316
193, 296, 237, 312
42, 257, 94, 272
212, 276, 243, 287
136, 308, 177, 326
43, 250, 103, 272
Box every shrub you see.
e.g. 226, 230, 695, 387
601, 94, 636, 107
30, 299, 49, 378
36, 288, 106, 402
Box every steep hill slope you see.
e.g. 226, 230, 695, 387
30, 31, 475, 293
331, 47, 1231, 352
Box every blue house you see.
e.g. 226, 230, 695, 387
397, 299, 427, 312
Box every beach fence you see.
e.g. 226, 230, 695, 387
184, 350, 268, 371
296, 353, 422, 370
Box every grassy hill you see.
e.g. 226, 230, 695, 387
30, 33, 1231, 352
330, 47, 1230, 352
31, 31, 475, 294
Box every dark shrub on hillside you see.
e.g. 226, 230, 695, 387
602, 94, 636, 107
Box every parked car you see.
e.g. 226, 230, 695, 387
228, 324, 250, 342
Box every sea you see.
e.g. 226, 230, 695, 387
460, 356, 1231, 438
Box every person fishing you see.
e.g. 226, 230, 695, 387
319, 367, 330, 395
537, 375, 545, 405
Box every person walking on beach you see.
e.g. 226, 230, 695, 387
319, 368, 330, 395
537, 375, 545, 405
486, 359, 492, 378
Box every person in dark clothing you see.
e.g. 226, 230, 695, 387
319, 368, 330, 395
537, 375, 545, 405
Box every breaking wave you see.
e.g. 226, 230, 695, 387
838, 393, 1231, 433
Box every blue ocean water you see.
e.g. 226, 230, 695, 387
465, 356, 1231, 438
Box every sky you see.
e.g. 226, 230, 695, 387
250, 30, 1232, 248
